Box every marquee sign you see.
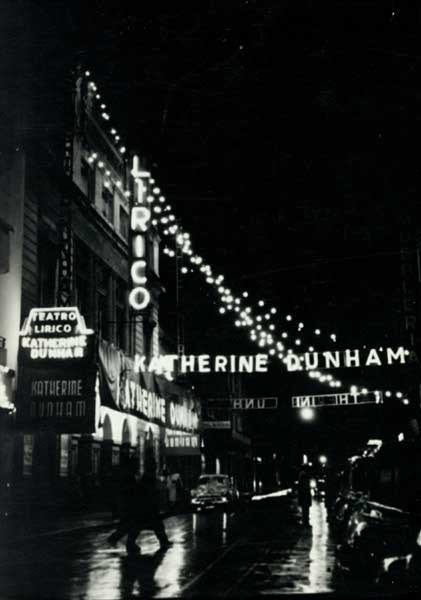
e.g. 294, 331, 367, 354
19, 307, 94, 362
232, 397, 278, 410
17, 367, 97, 432
133, 353, 269, 377
291, 391, 383, 408
165, 434, 200, 456
17, 307, 97, 433
285, 347, 409, 372
129, 155, 151, 312
202, 420, 231, 429
98, 340, 200, 433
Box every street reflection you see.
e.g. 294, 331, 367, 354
80, 550, 123, 600
301, 501, 335, 593
192, 512, 197, 534
154, 538, 187, 597
120, 550, 166, 598
222, 511, 228, 545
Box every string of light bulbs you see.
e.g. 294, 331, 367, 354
80, 69, 409, 405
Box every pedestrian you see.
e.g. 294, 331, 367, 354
108, 463, 172, 555
324, 467, 339, 519
168, 473, 177, 505
297, 465, 312, 527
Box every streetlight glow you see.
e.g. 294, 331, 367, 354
300, 407, 315, 421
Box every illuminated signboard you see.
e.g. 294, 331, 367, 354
17, 307, 96, 433
165, 434, 200, 456
133, 353, 269, 377
202, 421, 231, 429
129, 155, 151, 312
285, 347, 409, 372
17, 367, 97, 432
232, 397, 278, 410
291, 391, 383, 408
98, 339, 200, 433
0, 365, 14, 412
19, 307, 94, 362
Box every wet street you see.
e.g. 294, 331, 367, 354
0, 497, 405, 598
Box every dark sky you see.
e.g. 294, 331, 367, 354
17, 0, 421, 456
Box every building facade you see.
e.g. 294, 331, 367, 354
0, 69, 201, 515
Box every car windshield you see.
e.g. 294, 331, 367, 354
198, 476, 228, 485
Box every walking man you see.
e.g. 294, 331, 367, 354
297, 465, 312, 527
108, 464, 171, 555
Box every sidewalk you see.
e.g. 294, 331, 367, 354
0, 503, 189, 546
0, 509, 116, 545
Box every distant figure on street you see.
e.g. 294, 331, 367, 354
297, 466, 312, 526
108, 463, 171, 555
168, 473, 183, 508
324, 467, 340, 519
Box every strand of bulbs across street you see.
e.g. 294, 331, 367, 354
80, 69, 410, 405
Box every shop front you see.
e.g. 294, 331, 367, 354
13, 310, 201, 511
95, 339, 201, 505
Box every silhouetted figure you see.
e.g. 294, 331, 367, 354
324, 467, 339, 518
108, 465, 171, 554
297, 466, 312, 526
120, 550, 166, 598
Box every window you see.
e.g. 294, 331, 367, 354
116, 282, 127, 351
97, 292, 108, 340
96, 263, 109, 341
102, 185, 114, 223
74, 240, 91, 323
147, 235, 159, 275
119, 206, 129, 241
39, 239, 58, 306
81, 159, 96, 203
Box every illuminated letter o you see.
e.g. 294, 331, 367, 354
129, 287, 151, 311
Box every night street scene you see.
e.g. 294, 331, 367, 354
3, 2, 421, 599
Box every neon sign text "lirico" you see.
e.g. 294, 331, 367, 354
128, 155, 151, 311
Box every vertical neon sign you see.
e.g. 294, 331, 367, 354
128, 156, 151, 311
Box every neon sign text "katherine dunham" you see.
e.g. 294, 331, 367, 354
285, 347, 409, 372
134, 354, 269, 377
128, 155, 151, 312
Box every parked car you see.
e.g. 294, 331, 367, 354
335, 439, 421, 588
190, 474, 239, 510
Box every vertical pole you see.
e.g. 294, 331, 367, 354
175, 222, 185, 358
57, 69, 76, 307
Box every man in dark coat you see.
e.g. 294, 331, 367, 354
108, 465, 171, 555
297, 466, 312, 526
